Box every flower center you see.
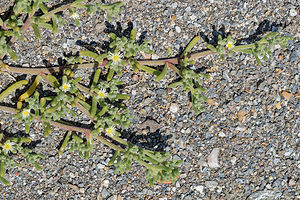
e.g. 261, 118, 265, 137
112, 54, 120, 62
23, 110, 29, 116
4, 143, 11, 150
227, 43, 232, 49
107, 128, 114, 134
63, 84, 69, 91
98, 91, 105, 98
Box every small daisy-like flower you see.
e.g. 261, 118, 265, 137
22, 109, 31, 118
62, 83, 71, 92
2, 141, 15, 153
108, 52, 121, 64
97, 89, 107, 99
106, 127, 115, 136
70, 13, 80, 19
226, 40, 234, 49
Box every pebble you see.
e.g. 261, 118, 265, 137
247, 190, 276, 200
231, 156, 237, 165
290, 8, 297, 17
194, 185, 204, 194
175, 26, 181, 33
170, 103, 180, 113
101, 188, 110, 199
207, 148, 220, 168
103, 180, 109, 188
97, 163, 105, 169
205, 181, 218, 189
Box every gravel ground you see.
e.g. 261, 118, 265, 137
0, 0, 299, 199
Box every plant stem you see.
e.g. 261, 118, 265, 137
40, 3, 73, 20
0, 105, 124, 152
94, 135, 125, 152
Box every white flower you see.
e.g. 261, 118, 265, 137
2, 141, 15, 153
22, 109, 31, 118
96, 89, 107, 99
226, 40, 234, 49
62, 83, 71, 92
108, 52, 121, 64
105, 127, 115, 136
70, 13, 80, 20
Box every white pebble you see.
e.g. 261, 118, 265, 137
231, 156, 237, 165
205, 181, 218, 189
151, 54, 159, 59
79, 188, 85, 193
175, 26, 181, 33
170, 103, 180, 113
103, 180, 109, 188
290, 8, 297, 17
97, 163, 105, 169
219, 132, 226, 137
194, 185, 204, 194
207, 148, 220, 168
190, 15, 197, 20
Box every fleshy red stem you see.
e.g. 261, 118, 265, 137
0, 50, 215, 75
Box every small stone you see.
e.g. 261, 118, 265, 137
103, 180, 109, 188
131, 90, 136, 96
139, 120, 160, 132
95, 22, 105, 33
282, 91, 292, 100
194, 185, 204, 194
175, 26, 181, 33
190, 15, 197, 20
236, 126, 246, 132
140, 109, 147, 115
101, 188, 110, 199
151, 54, 159, 59
171, 2, 178, 9
288, 179, 296, 186
68, 183, 79, 191
79, 188, 85, 193
207, 98, 215, 106
168, 30, 174, 37
275, 102, 282, 109
290, 8, 297, 17
170, 103, 180, 113
97, 163, 105, 169
231, 156, 237, 165
132, 74, 139, 81
219, 132, 226, 137
207, 148, 220, 168
237, 110, 247, 122
205, 181, 218, 189
198, 158, 208, 167
247, 190, 276, 200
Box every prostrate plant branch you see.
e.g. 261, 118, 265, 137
1, 44, 248, 75
0, 105, 125, 152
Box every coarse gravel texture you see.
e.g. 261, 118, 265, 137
0, 0, 299, 200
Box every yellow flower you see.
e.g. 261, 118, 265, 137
70, 13, 79, 19
62, 83, 71, 92
108, 52, 121, 64
226, 40, 234, 49
22, 109, 31, 118
3, 141, 15, 153
97, 90, 107, 99
106, 127, 115, 136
